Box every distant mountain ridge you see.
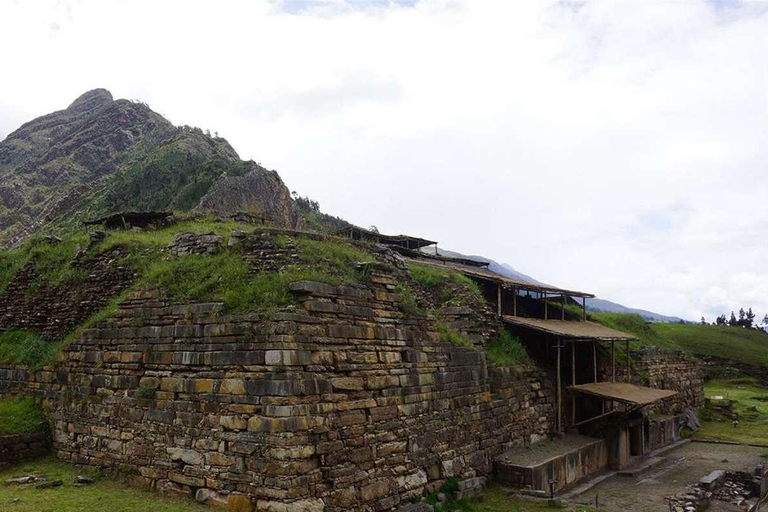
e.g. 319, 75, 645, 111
432, 248, 685, 323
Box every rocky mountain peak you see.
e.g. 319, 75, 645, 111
67, 88, 114, 113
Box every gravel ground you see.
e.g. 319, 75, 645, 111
572, 442, 764, 512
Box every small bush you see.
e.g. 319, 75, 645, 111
485, 330, 529, 366
437, 322, 473, 349
0, 330, 58, 371
0, 396, 47, 435
396, 285, 423, 317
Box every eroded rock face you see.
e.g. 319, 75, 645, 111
199, 166, 305, 229
0, 89, 304, 248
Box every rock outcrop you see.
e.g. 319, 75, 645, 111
200, 166, 306, 229
0, 90, 305, 247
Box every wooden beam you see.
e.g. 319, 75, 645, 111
544, 291, 548, 320
497, 284, 502, 318
571, 340, 576, 426
513, 288, 517, 317
593, 340, 597, 383
582, 296, 587, 321
557, 342, 562, 432
561, 294, 565, 321
611, 340, 616, 383
626, 339, 631, 383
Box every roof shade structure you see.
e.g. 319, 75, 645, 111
83, 211, 173, 230
502, 317, 637, 341
336, 226, 436, 251
405, 257, 595, 298
569, 382, 677, 406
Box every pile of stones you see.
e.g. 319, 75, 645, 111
667, 468, 766, 511
167, 232, 223, 256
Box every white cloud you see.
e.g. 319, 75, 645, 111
0, 0, 767, 321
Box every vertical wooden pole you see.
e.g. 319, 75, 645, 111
544, 291, 548, 320
561, 294, 565, 321
497, 283, 502, 318
593, 340, 597, 383
611, 341, 616, 383
626, 340, 631, 383
582, 297, 587, 321
557, 342, 562, 433
513, 288, 517, 317
571, 340, 576, 426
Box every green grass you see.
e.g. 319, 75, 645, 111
590, 313, 768, 367
0, 234, 90, 296
91, 218, 254, 252
410, 263, 481, 295
0, 457, 211, 512
437, 322, 474, 349
0, 331, 59, 371
0, 397, 46, 435
485, 330, 530, 366
694, 376, 768, 445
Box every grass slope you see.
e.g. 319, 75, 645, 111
0, 457, 210, 512
591, 313, 768, 367
695, 376, 768, 446
0, 397, 46, 435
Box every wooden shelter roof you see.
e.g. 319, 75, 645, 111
502, 316, 636, 340
336, 226, 436, 250
407, 258, 596, 298
569, 382, 677, 406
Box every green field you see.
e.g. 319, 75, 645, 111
0, 457, 210, 512
694, 376, 768, 445
591, 313, 768, 367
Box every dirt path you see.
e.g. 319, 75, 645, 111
573, 442, 764, 511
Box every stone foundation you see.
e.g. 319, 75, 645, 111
0, 432, 48, 469
0, 268, 554, 511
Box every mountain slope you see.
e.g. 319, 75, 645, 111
0, 89, 303, 247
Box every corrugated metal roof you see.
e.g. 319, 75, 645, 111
569, 382, 677, 405
503, 316, 635, 340
406, 258, 595, 298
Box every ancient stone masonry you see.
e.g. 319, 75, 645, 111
0, 246, 136, 341
599, 346, 704, 416
0, 432, 48, 469
0, 258, 554, 511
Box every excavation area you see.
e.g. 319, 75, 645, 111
572, 442, 766, 511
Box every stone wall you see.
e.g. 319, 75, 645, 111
0, 432, 48, 469
635, 347, 705, 414
600, 346, 704, 416
0, 245, 135, 341
0, 264, 554, 511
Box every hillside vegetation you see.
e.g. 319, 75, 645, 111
591, 313, 768, 367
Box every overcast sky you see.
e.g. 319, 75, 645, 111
1, 0, 767, 321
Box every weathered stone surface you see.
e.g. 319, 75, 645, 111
0, 249, 704, 512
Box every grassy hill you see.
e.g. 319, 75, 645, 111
591, 313, 768, 367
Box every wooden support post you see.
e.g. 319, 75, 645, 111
582, 296, 587, 321
513, 288, 517, 317
626, 339, 631, 383
611, 340, 616, 383
561, 294, 565, 321
497, 283, 502, 318
571, 340, 576, 426
544, 291, 548, 320
557, 342, 562, 432
593, 340, 597, 383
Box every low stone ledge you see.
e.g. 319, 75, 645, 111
0, 431, 49, 468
